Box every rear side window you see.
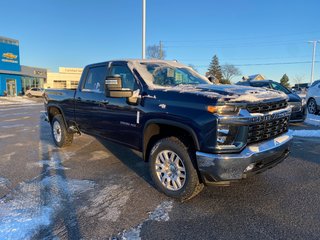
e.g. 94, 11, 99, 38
236, 81, 250, 86
83, 66, 107, 92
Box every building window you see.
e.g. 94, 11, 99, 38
70, 80, 79, 88
21, 77, 44, 94
53, 80, 67, 89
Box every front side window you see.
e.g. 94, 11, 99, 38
83, 66, 107, 92
110, 65, 137, 90
271, 82, 290, 94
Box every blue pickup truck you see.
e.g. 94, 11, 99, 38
44, 59, 292, 201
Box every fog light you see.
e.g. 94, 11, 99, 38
217, 126, 229, 144
244, 163, 255, 172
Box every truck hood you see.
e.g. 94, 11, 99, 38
160, 84, 288, 103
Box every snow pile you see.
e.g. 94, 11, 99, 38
0, 175, 95, 239
289, 129, 320, 138
120, 201, 173, 240
305, 113, 320, 127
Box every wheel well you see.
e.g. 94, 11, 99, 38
143, 123, 198, 162
308, 97, 315, 103
48, 106, 62, 123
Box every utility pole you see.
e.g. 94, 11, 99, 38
159, 41, 163, 59
142, 0, 146, 59
308, 40, 320, 84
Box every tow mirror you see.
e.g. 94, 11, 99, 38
105, 75, 132, 98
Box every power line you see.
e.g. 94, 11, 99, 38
178, 55, 311, 62
164, 40, 306, 49
162, 31, 320, 43
193, 60, 319, 68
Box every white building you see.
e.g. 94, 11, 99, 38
45, 67, 83, 89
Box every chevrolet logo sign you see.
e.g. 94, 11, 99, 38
2, 52, 17, 59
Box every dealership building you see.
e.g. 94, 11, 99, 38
0, 36, 47, 96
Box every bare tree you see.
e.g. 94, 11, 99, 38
293, 75, 304, 85
221, 64, 241, 82
146, 44, 166, 59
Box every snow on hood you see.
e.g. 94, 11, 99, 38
157, 84, 288, 103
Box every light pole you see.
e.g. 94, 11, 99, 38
142, 0, 146, 59
308, 40, 320, 84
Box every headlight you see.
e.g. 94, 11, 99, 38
289, 102, 302, 112
207, 105, 240, 115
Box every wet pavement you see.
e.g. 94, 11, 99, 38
0, 97, 319, 239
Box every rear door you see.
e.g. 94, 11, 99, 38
75, 64, 110, 135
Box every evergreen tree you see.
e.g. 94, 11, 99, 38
280, 74, 290, 88
208, 55, 223, 83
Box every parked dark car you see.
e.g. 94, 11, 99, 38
236, 80, 306, 122
44, 60, 292, 201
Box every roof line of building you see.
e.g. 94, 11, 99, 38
0, 36, 19, 44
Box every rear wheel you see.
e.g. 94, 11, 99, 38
27, 93, 32, 98
51, 114, 73, 147
307, 98, 318, 114
149, 137, 203, 201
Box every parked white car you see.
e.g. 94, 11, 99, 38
306, 80, 320, 114
25, 88, 45, 97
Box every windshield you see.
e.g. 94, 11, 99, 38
132, 61, 211, 88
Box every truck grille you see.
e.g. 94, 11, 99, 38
248, 116, 289, 144
247, 100, 288, 113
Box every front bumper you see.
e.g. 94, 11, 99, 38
196, 132, 292, 184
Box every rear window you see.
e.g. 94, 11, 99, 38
311, 80, 320, 87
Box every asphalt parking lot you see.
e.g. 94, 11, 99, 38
0, 98, 320, 240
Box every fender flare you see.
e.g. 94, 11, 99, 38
47, 104, 69, 129
142, 119, 200, 160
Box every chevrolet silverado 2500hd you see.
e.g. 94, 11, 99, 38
44, 59, 292, 201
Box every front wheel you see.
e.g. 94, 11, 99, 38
149, 137, 203, 201
51, 114, 73, 147
307, 98, 318, 114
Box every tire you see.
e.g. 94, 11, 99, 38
27, 93, 32, 98
51, 114, 73, 148
307, 98, 318, 114
149, 137, 203, 201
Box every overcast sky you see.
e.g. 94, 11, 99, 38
1, 0, 320, 84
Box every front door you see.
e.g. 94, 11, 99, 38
105, 62, 142, 149
6, 79, 16, 96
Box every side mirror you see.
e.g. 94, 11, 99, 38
105, 75, 133, 98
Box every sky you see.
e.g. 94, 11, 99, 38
1, 0, 320, 84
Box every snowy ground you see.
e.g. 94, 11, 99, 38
305, 113, 320, 127
1, 101, 320, 239
0, 96, 41, 105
